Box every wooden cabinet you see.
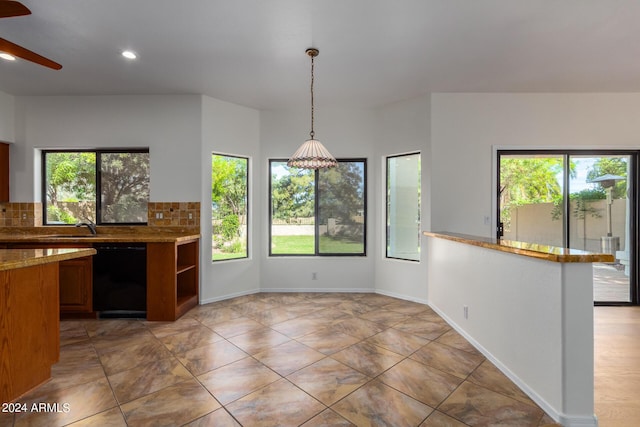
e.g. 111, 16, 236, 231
0, 262, 59, 403
6, 242, 94, 315
0, 142, 9, 202
59, 256, 93, 313
147, 238, 199, 321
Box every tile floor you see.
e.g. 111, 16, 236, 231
1, 293, 561, 427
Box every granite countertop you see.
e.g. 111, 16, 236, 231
423, 231, 615, 263
0, 247, 97, 271
0, 226, 200, 244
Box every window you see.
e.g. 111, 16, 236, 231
270, 159, 366, 256
212, 154, 249, 261
386, 153, 421, 261
43, 149, 149, 225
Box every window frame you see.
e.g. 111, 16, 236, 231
211, 152, 250, 262
269, 158, 367, 257
385, 151, 421, 262
41, 148, 150, 226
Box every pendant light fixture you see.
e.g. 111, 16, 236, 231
287, 48, 337, 169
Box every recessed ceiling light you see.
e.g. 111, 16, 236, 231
121, 50, 137, 60
0, 52, 16, 61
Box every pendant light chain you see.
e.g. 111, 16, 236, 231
287, 47, 336, 169
309, 52, 315, 140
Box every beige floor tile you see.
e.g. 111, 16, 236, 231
439, 381, 544, 427
13, 294, 571, 427
159, 324, 223, 354
332, 380, 433, 427
365, 328, 430, 356
288, 358, 370, 405
330, 317, 385, 340
411, 341, 485, 379
210, 316, 268, 338
225, 379, 325, 427
227, 327, 291, 354
198, 357, 281, 405
108, 357, 193, 404
378, 358, 462, 407
66, 407, 127, 427
393, 318, 451, 340
183, 408, 241, 426
176, 340, 248, 376
302, 409, 356, 426
253, 339, 326, 376
296, 327, 362, 355
331, 341, 404, 377
468, 360, 535, 406
120, 379, 220, 427
420, 410, 468, 427
14, 378, 117, 427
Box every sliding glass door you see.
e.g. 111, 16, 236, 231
498, 150, 636, 304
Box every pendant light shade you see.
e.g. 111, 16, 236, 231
288, 48, 337, 169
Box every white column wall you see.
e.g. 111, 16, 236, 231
201, 96, 261, 302
373, 95, 431, 302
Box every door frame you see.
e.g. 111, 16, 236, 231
494, 148, 639, 306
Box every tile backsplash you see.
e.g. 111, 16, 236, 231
147, 202, 200, 227
0, 202, 200, 228
0, 203, 42, 227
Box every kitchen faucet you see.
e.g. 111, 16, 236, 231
76, 219, 97, 235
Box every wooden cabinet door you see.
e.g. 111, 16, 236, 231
0, 142, 8, 202
59, 256, 93, 313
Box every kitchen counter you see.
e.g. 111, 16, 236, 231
0, 232, 200, 244
0, 247, 96, 271
1, 247, 97, 403
423, 231, 614, 263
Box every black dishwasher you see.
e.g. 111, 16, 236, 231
93, 243, 147, 318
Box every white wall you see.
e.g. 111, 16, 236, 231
374, 95, 431, 303
201, 96, 261, 302
0, 91, 14, 143
13, 95, 202, 202
431, 93, 640, 237
259, 107, 377, 292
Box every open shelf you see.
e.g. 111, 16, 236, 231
147, 238, 199, 321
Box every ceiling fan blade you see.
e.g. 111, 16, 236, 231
0, 0, 30, 18
0, 38, 62, 70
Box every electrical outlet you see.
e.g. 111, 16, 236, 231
188, 213, 193, 219
22, 213, 27, 220
312, 272, 318, 280
463, 305, 469, 319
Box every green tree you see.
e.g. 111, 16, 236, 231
499, 157, 566, 228
212, 155, 247, 218
271, 166, 314, 221
101, 152, 150, 222
586, 157, 628, 199
45, 152, 96, 206
318, 162, 364, 229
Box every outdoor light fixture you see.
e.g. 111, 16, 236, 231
287, 48, 337, 169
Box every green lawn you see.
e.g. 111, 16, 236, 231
213, 252, 247, 261
271, 235, 363, 254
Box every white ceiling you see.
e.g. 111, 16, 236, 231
1, 0, 640, 109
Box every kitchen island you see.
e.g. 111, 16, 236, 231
0, 247, 96, 403
424, 231, 613, 427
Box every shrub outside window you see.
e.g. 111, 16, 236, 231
270, 159, 366, 256
43, 149, 149, 225
212, 154, 249, 261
